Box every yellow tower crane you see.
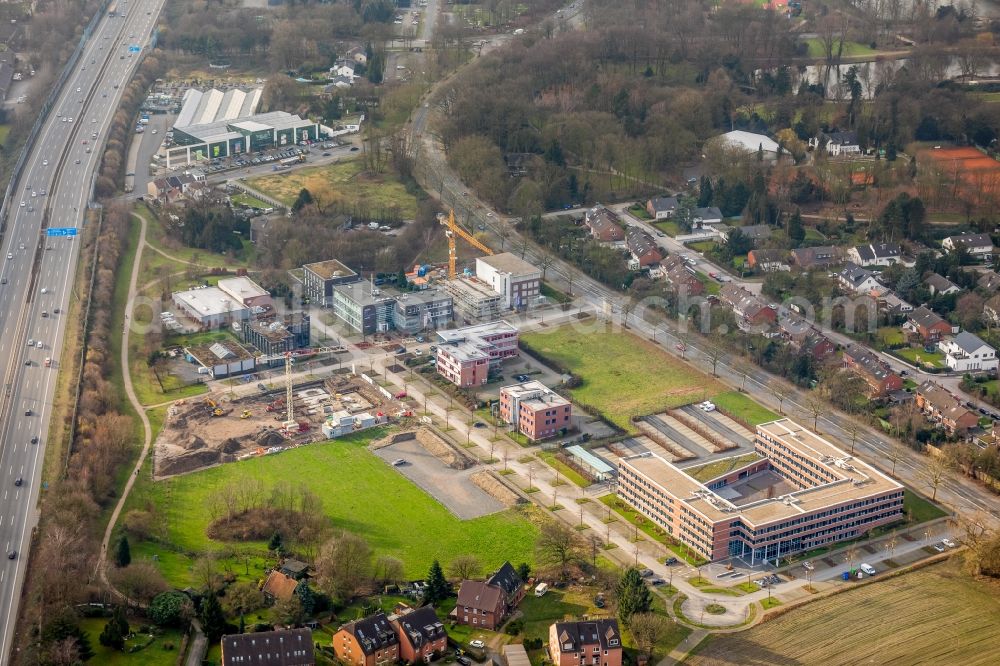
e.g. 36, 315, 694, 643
439, 209, 494, 279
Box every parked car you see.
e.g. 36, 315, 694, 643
664, 557, 679, 565
469, 640, 485, 649
942, 538, 957, 548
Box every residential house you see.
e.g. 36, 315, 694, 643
904, 306, 955, 342
939, 332, 998, 373
330, 63, 357, 81
346, 45, 368, 64
390, 606, 447, 664
453, 561, 524, 630
333, 612, 400, 666
646, 196, 679, 220
262, 570, 299, 605
811, 130, 862, 156
799, 332, 837, 360
837, 263, 884, 295
693, 206, 723, 226
721, 224, 771, 245
324, 77, 354, 91
978, 270, 1000, 292
625, 226, 663, 268
879, 291, 914, 315
843, 344, 904, 397
719, 284, 777, 330
548, 619, 623, 666
942, 233, 994, 261
790, 245, 839, 270
747, 248, 789, 272
924, 273, 961, 297
984, 294, 1000, 325
847, 242, 902, 267
661, 256, 704, 297
220, 628, 314, 666
279, 559, 310, 580
503, 153, 532, 178
583, 205, 625, 242
915, 381, 980, 434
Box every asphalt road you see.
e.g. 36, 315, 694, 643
0, 0, 166, 660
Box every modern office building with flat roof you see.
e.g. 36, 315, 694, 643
301, 259, 360, 306
616, 418, 904, 563
332, 282, 452, 335
499, 381, 572, 441
435, 321, 520, 387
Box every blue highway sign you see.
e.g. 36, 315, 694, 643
46, 227, 78, 237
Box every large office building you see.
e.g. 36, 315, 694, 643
616, 419, 904, 563
332, 282, 453, 335
166, 88, 321, 166
442, 276, 503, 323
301, 259, 360, 306
435, 321, 519, 388
476, 253, 542, 310
239, 313, 311, 358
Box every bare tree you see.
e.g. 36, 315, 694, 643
225, 581, 264, 617
628, 613, 673, 656
536, 521, 584, 578
922, 455, 952, 502
194, 555, 224, 594
802, 393, 826, 432
844, 420, 862, 456
771, 383, 789, 414
886, 439, 907, 477
705, 345, 723, 377
315, 531, 373, 601
448, 554, 483, 581
372, 555, 405, 589
539, 251, 555, 281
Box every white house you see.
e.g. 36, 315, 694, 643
924, 273, 961, 297
939, 331, 998, 373
838, 263, 885, 295
810, 130, 861, 157
847, 242, 902, 267
942, 233, 994, 261
330, 63, 356, 81
646, 196, 678, 220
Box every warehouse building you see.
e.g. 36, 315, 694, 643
217, 276, 274, 314
172, 286, 250, 328
166, 87, 321, 166
617, 419, 904, 563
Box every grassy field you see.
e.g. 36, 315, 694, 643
877, 326, 907, 347
522, 327, 723, 431
893, 347, 946, 369
710, 391, 779, 426
77, 618, 184, 666
126, 431, 540, 587
654, 220, 682, 237
538, 450, 590, 488
904, 489, 948, 524
685, 561, 1000, 666
247, 158, 420, 218
231, 192, 272, 209
803, 38, 880, 59
685, 452, 763, 483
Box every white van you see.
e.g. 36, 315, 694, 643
859, 563, 876, 576
534, 582, 548, 597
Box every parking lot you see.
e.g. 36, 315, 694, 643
373, 438, 504, 520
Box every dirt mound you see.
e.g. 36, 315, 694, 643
219, 438, 244, 454
185, 436, 207, 451
208, 508, 297, 541
470, 471, 522, 507
157, 449, 226, 477
371, 430, 416, 451
255, 430, 286, 448
415, 427, 474, 470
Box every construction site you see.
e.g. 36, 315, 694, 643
153, 364, 414, 477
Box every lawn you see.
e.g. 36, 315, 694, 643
627, 204, 653, 220
654, 220, 681, 237
125, 431, 540, 587
247, 158, 420, 218
877, 327, 907, 347
903, 489, 947, 524
77, 618, 184, 666
231, 192, 272, 209
538, 451, 590, 488
687, 240, 716, 253
893, 347, 946, 369
803, 38, 880, 59
710, 391, 779, 426
684, 452, 763, 483
522, 327, 723, 432
685, 561, 1000, 666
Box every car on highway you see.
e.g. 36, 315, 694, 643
14, 477, 22, 487
68, 117, 73, 122
44, 357, 51, 367
19, 201, 24, 207
30, 436, 38, 444
76, 87, 81, 92
24, 409, 32, 416
42, 160, 48, 166
6, 253, 11, 260
40, 189, 45, 196
7, 551, 14, 560
36, 340, 43, 348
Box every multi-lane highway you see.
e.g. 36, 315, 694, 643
0, 0, 166, 660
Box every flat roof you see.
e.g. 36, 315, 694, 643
443, 276, 503, 301
501, 380, 570, 409
437, 320, 517, 343
566, 445, 614, 475
217, 276, 269, 301
177, 110, 313, 143
622, 418, 902, 528
173, 286, 247, 317
230, 119, 272, 133
304, 258, 357, 280
477, 252, 540, 278
439, 340, 489, 363
186, 340, 254, 363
